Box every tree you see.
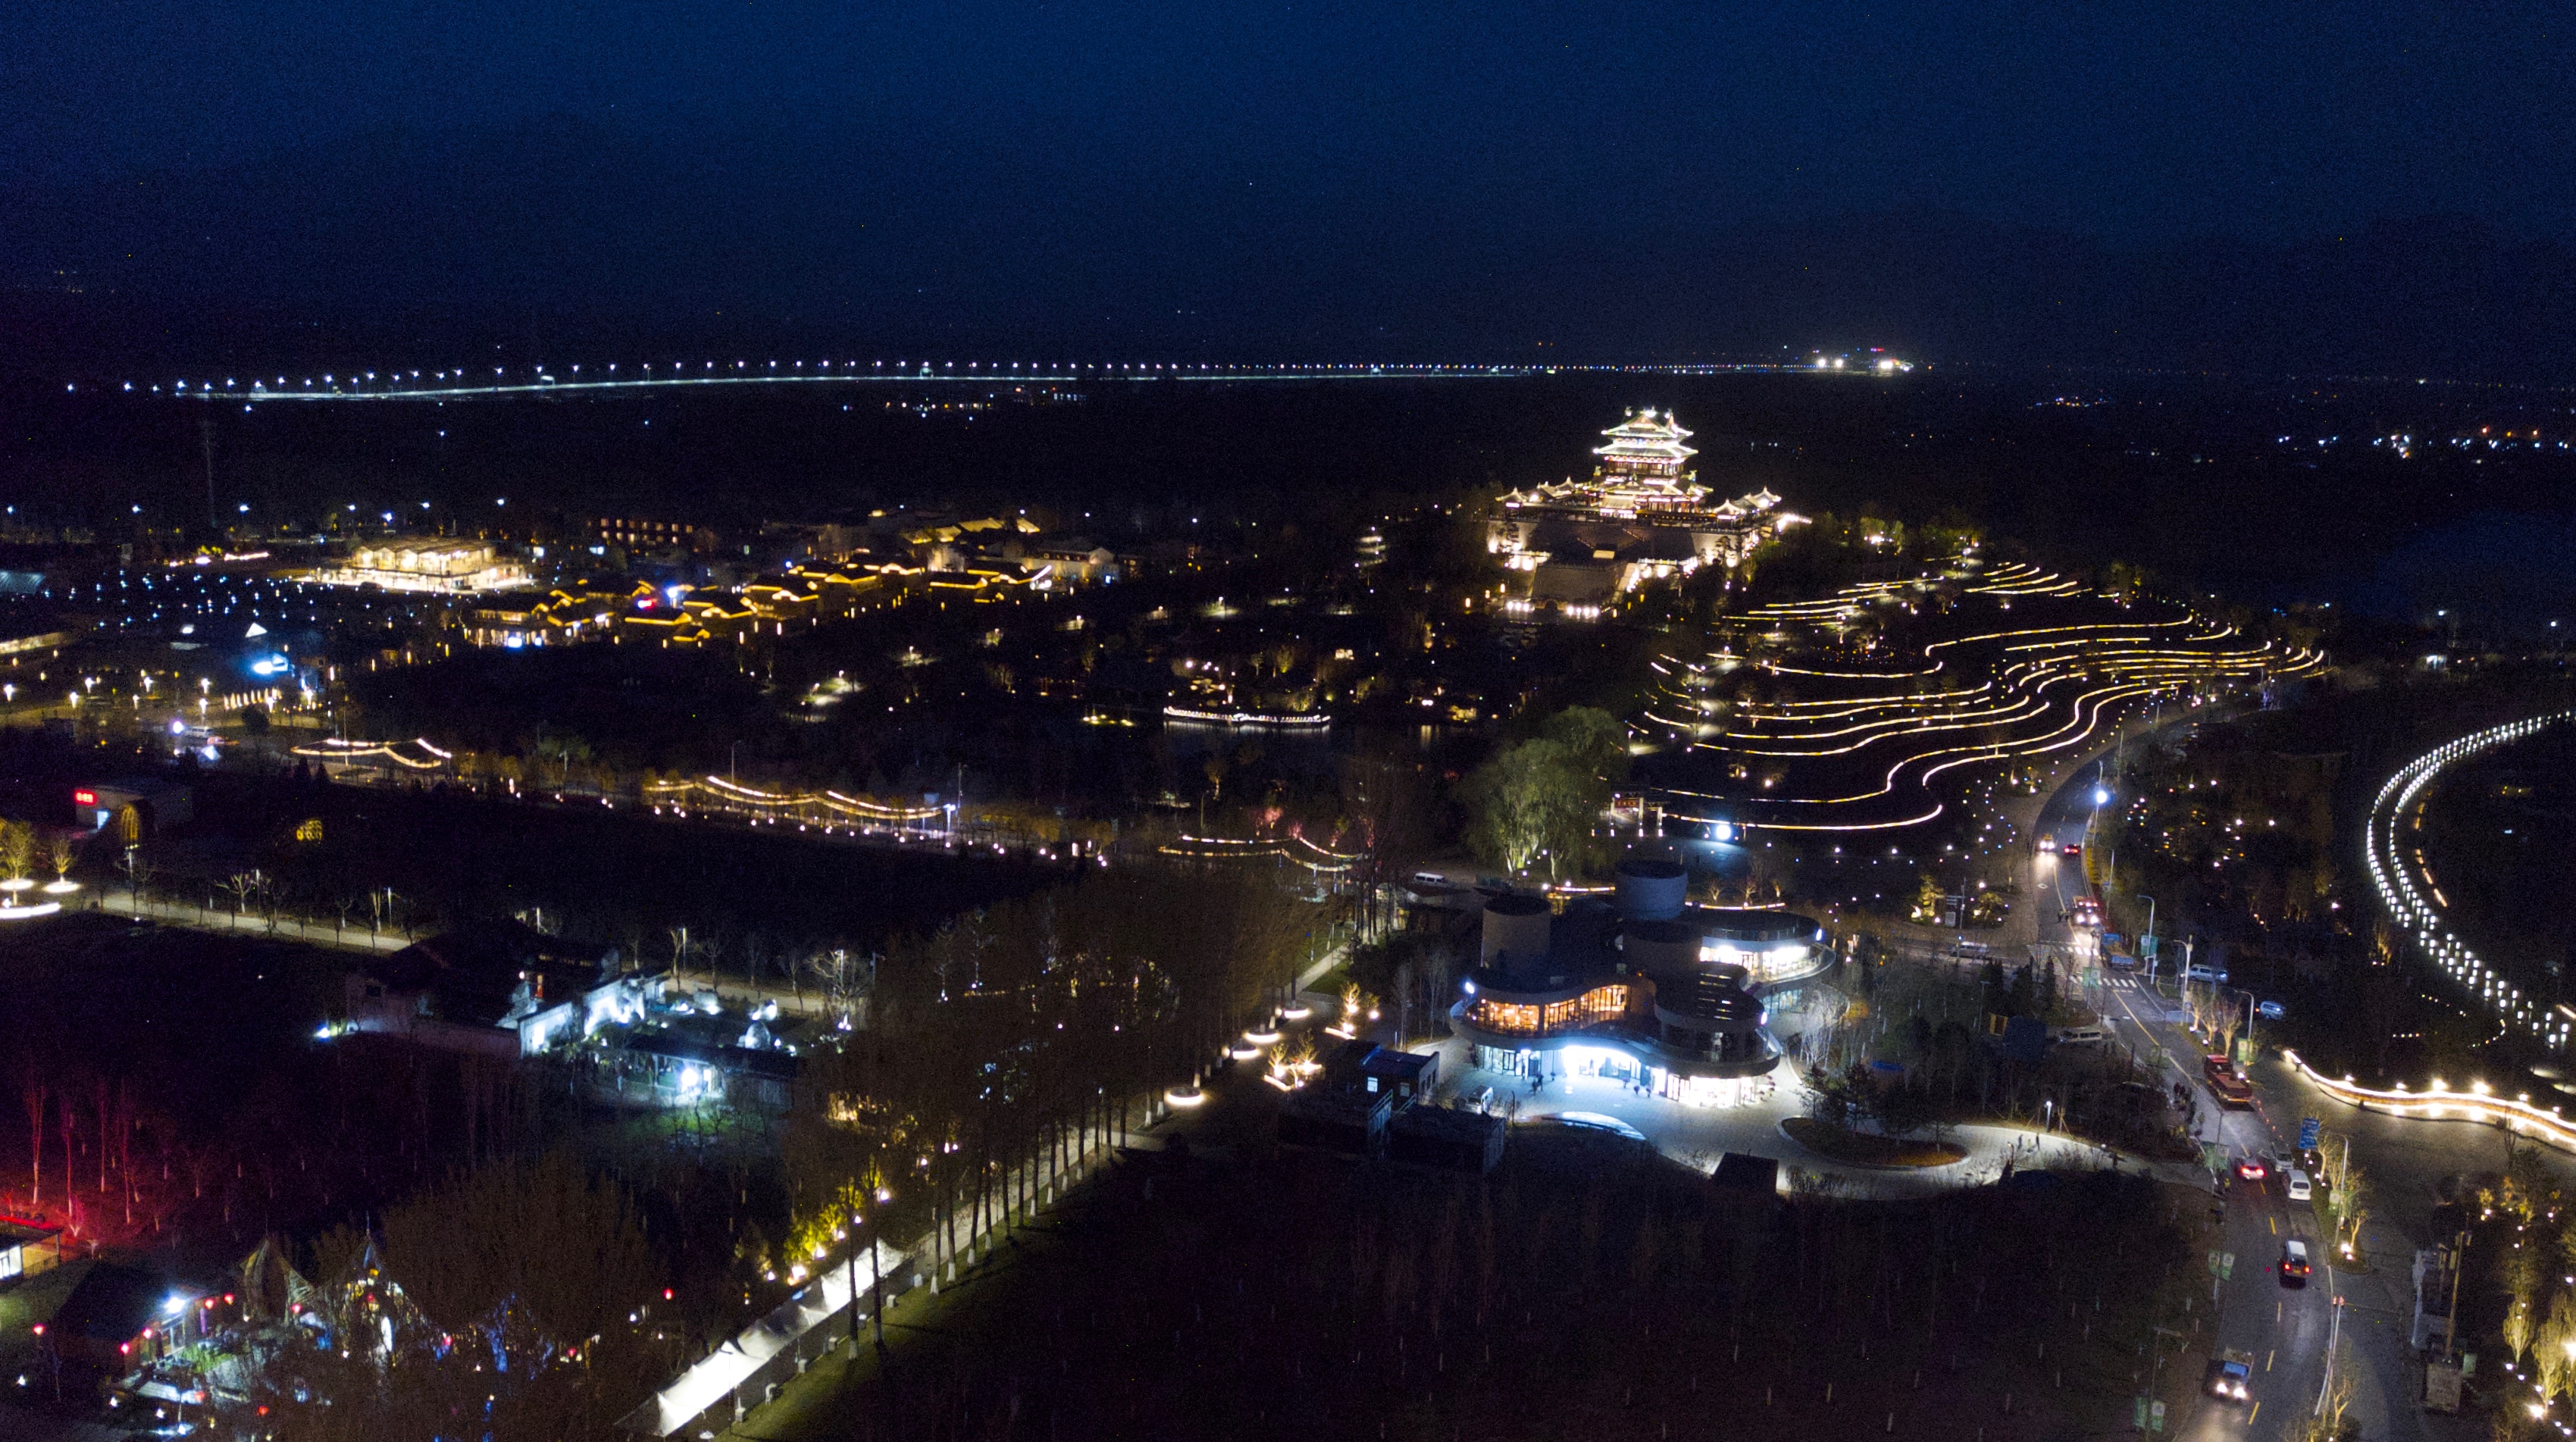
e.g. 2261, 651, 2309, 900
804, 946, 874, 1030
2296, 1336, 2360, 1442
2503, 1241, 2543, 1365
2541, 1292, 2576, 1407
18, 1063, 41, 1206
380, 1150, 661, 1355
1463, 706, 1630, 881
0, 821, 29, 887
2318, 1134, 2367, 1259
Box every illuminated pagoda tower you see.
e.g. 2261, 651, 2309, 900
1584, 408, 1707, 516
1489, 410, 1800, 614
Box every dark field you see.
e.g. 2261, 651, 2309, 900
775, 1131, 2207, 1442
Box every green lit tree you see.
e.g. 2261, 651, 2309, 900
1463, 708, 1630, 881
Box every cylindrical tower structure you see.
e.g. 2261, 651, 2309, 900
1479, 895, 1554, 982
1621, 917, 1697, 979
1614, 857, 1688, 921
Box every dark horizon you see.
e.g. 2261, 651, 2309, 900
7, 0, 2573, 380
12, 204, 2574, 384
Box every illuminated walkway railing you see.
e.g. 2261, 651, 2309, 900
2281, 1047, 2576, 1152
2362, 712, 2576, 1051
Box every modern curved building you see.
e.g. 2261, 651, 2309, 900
1449, 858, 1834, 1105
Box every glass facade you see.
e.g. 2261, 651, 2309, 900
1461, 984, 1629, 1037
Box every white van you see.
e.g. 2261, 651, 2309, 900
2286, 1168, 2313, 1203
2055, 1026, 2107, 1046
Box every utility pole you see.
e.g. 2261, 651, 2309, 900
2316, 1291, 2346, 1419
871, 1234, 888, 1355
2446, 1229, 2468, 1360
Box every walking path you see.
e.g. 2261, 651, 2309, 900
92, 889, 414, 952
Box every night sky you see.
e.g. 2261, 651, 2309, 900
6, 1, 2573, 367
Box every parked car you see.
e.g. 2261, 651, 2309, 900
2056, 1026, 2108, 1046
2280, 1239, 2312, 1285
2286, 1168, 2313, 1203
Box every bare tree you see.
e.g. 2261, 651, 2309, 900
19, 1064, 42, 1206
803, 947, 874, 1030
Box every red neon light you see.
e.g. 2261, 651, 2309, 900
72, 790, 95, 806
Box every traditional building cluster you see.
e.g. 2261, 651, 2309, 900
308, 538, 533, 594
1489, 410, 1802, 612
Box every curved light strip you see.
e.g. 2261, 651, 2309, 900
2362, 711, 2576, 1051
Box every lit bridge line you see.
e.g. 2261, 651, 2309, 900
143, 361, 1856, 404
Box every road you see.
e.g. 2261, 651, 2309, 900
2086, 964, 2533, 1442
2022, 734, 2509, 1442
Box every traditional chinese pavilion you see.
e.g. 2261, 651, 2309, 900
1489, 410, 1799, 611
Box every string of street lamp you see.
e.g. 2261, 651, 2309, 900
80, 357, 1901, 402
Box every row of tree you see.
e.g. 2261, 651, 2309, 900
772, 862, 1316, 1297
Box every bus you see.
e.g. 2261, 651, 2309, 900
2203, 1054, 2253, 1107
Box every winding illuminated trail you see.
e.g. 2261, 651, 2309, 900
2362, 710, 2576, 1051
1640, 569, 2322, 834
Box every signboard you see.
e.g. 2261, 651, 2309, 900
2233, 1037, 2255, 1068
2142, 934, 2159, 961
2425, 1361, 2463, 1412
2298, 1116, 2321, 1152
2150, 1399, 2167, 1432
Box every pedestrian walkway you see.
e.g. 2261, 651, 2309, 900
92, 890, 415, 952
1424, 1037, 2142, 1200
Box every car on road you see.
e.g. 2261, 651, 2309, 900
2269, 1146, 2296, 1176
2056, 1026, 2107, 1046
2257, 999, 2286, 1020
2235, 1155, 2268, 1182
2286, 1168, 2313, 1203
2280, 1239, 2312, 1286
2205, 1349, 2254, 1403
2183, 962, 2228, 984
